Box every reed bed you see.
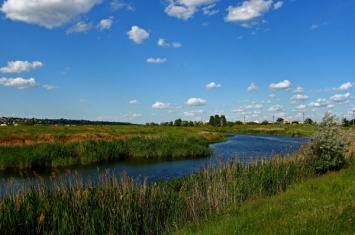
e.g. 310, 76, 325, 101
0, 136, 212, 171
0, 154, 313, 234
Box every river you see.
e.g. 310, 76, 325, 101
0, 134, 308, 194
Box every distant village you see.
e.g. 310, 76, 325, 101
0, 117, 132, 127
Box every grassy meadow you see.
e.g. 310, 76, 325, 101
0, 123, 318, 171
0, 123, 354, 234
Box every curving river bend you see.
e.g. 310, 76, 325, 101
0, 134, 308, 194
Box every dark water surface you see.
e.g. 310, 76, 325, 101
0, 134, 308, 194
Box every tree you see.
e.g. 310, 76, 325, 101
306, 113, 351, 174
220, 115, 227, 127
304, 118, 313, 125
209, 116, 215, 126
276, 118, 284, 124
174, 119, 182, 127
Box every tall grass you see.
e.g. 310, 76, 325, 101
0, 154, 313, 234
0, 136, 212, 171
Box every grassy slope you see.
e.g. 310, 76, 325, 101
175, 160, 355, 235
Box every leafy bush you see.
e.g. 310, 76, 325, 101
306, 113, 351, 174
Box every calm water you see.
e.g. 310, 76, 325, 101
0, 134, 308, 194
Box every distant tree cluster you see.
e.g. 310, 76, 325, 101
209, 115, 227, 127
0, 117, 132, 126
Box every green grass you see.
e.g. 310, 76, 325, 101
0, 136, 212, 171
175, 159, 355, 235
0, 154, 314, 234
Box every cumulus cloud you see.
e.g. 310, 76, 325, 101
97, 17, 113, 30
290, 94, 309, 101
273, 1, 283, 10
157, 38, 169, 47
43, 84, 57, 90
157, 38, 182, 48
268, 104, 283, 112
186, 98, 207, 106
206, 82, 222, 89
308, 98, 328, 107
225, 0, 273, 26
152, 101, 170, 109
334, 82, 353, 91
66, 21, 92, 34
127, 25, 149, 44
247, 82, 258, 91
147, 58, 167, 64
0, 77, 36, 89
129, 100, 140, 104
293, 87, 304, 93
80, 99, 88, 102
269, 80, 292, 90
0, 60, 43, 73
295, 104, 306, 110
165, 0, 219, 20
0, 0, 102, 28
330, 93, 351, 103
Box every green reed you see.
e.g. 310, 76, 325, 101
0, 136, 212, 171
0, 154, 314, 234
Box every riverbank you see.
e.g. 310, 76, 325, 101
0, 136, 212, 171
0, 152, 314, 234
175, 157, 355, 234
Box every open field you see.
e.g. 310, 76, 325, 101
0, 124, 323, 146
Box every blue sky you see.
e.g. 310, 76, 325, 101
0, 0, 354, 124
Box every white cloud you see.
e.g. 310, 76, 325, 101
308, 98, 328, 107
0, 60, 43, 73
157, 38, 170, 47
186, 98, 207, 106
247, 82, 258, 91
184, 110, 204, 117
172, 42, 182, 48
97, 17, 113, 30
147, 58, 167, 64
335, 82, 353, 91
268, 104, 283, 112
66, 21, 92, 34
111, 0, 134, 11
80, 99, 88, 102
225, 0, 273, 26
165, 3, 195, 20
269, 80, 292, 90
310, 24, 319, 30
152, 101, 170, 109
0, 0, 102, 28
290, 94, 309, 101
0, 77, 36, 89
269, 94, 277, 98
129, 100, 140, 104
330, 92, 351, 103
202, 4, 219, 15
254, 104, 263, 109
295, 104, 306, 110
293, 87, 304, 93
273, 1, 283, 10
165, 0, 218, 20
43, 84, 57, 90
127, 25, 149, 44
206, 82, 222, 89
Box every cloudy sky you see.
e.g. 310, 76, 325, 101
0, 0, 354, 123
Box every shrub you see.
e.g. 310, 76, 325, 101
306, 113, 351, 174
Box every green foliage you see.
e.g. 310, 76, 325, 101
304, 117, 313, 125
306, 113, 351, 174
